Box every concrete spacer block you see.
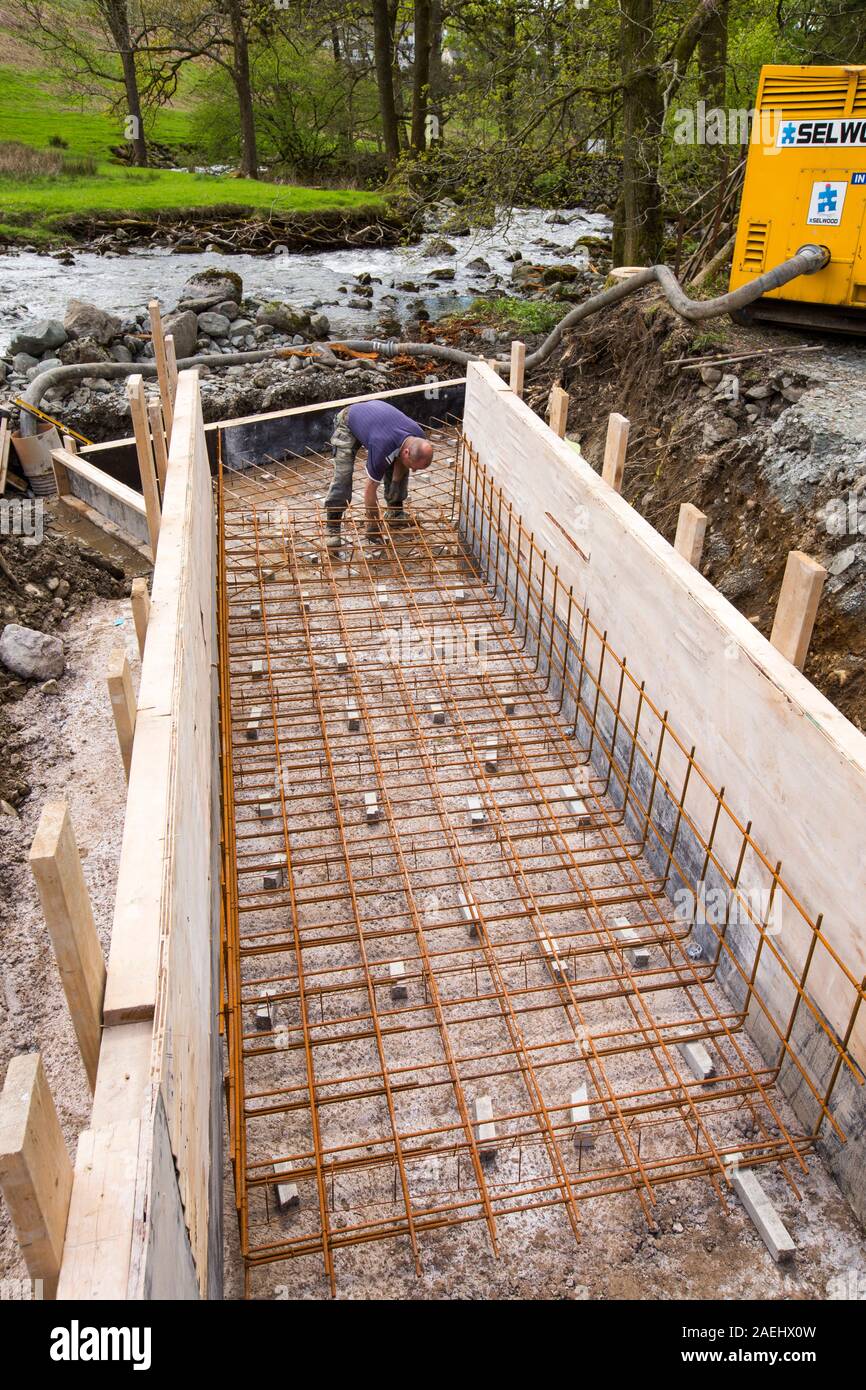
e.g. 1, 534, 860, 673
726, 1153, 796, 1263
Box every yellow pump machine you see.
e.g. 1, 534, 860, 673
730, 64, 866, 331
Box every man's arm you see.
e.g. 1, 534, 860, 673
363, 475, 380, 518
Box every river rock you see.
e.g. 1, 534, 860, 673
431, 267, 456, 280
228, 318, 254, 338
426, 238, 457, 257
9, 319, 67, 356
12, 352, 38, 373
310, 314, 330, 340
58, 336, 112, 365
0, 624, 65, 681
197, 311, 231, 338
110, 343, 133, 362
178, 269, 243, 311
216, 300, 239, 321
162, 309, 198, 360
255, 302, 311, 336
64, 299, 122, 345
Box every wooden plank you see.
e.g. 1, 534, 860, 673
148, 300, 174, 437
130, 577, 151, 660
601, 412, 630, 492
548, 386, 569, 439
0, 1052, 73, 1297
770, 550, 827, 671
56, 1118, 141, 1300
0, 418, 10, 495
148, 399, 169, 492
51, 447, 148, 519
674, 502, 708, 569
107, 645, 137, 780
509, 340, 526, 398
164, 333, 179, 406
126, 376, 161, 557
61, 435, 79, 455
28, 802, 106, 1092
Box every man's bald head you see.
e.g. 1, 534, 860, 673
400, 436, 434, 471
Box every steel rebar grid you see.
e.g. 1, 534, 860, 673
217, 423, 865, 1296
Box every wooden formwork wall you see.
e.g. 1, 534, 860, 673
462, 361, 866, 1216
58, 370, 221, 1299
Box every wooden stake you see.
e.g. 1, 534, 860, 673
28, 802, 106, 1092
548, 386, 569, 439
0, 1053, 73, 1297
601, 412, 630, 492
127, 375, 161, 557
147, 399, 169, 492
107, 646, 137, 780
770, 550, 827, 671
148, 299, 174, 437
61, 435, 78, 455
0, 418, 11, 495
130, 577, 151, 660
674, 502, 708, 569
509, 340, 526, 398
164, 333, 179, 406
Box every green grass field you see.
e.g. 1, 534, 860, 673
0, 164, 383, 227
0, 61, 384, 237
0, 65, 195, 159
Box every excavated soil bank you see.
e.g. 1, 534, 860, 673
514, 296, 866, 730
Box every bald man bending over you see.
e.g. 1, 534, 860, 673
324, 399, 434, 549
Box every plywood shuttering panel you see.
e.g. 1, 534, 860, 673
138, 369, 216, 1294
61, 369, 216, 1300
462, 362, 866, 1068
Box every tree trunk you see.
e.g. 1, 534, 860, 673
410, 0, 432, 152
226, 0, 258, 179
615, 0, 663, 264
698, 0, 729, 108
428, 0, 444, 140
102, 0, 147, 165
372, 0, 401, 165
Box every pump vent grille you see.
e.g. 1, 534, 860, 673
760, 74, 849, 115
741, 220, 769, 274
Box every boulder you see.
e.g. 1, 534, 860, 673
430, 267, 456, 280
9, 319, 67, 356
64, 299, 122, 345
228, 318, 254, 338
0, 624, 65, 681
255, 302, 312, 336
110, 343, 132, 363
467, 257, 491, 273
58, 337, 112, 365
12, 352, 38, 373
426, 238, 457, 257
310, 314, 331, 340
178, 269, 243, 311
216, 300, 239, 321
197, 311, 231, 338
162, 309, 198, 360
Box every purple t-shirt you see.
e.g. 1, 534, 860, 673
347, 401, 425, 483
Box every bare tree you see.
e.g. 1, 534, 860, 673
8, 0, 155, 164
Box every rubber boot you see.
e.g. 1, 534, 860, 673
325, 512, 342, 551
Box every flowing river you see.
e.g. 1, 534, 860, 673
0, 206, 609, 350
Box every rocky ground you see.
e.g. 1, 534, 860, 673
442, 294, 866, 730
